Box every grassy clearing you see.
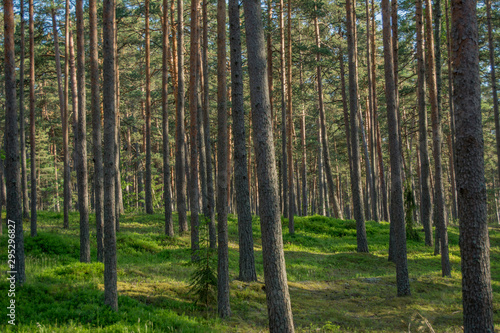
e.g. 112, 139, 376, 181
0, 211, 499, 332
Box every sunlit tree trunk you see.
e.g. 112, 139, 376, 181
29, 0, 36, 236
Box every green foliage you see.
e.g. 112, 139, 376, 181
404, 182, 421, 242
188, 215, 217, 313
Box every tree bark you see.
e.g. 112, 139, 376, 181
217, 0, 231, 317
145, 0, 154, 214
19, 0, 29, 219
76, 0, 90, 263
416, 0, 433, 246
176, 0, 188, 233
452, 0, 494, 328
346, 0, 368, 251
287, 0, 295, 231
163, 0, 174, 237
103, 0, 118, 311
90, 0, 104, 262
242, 0, 295, 330
229, 0, 257, 282
29, 0, 37, 236
4, 0, 26, 284
381, 0, 411, 296
425, 0, 451, 277
279, 0, 288, 219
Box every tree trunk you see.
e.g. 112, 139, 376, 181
279, 0, 288, 219
217, 0, 231, 317
103, 0, 118, 311
346, 0, 368, 252
163, 0, 174, 236
29, 0, 37, 236
452, 0, 494, 328
176, 0, 188, 233
299, 60, 307, 217
424, 0, 451, 277
19, 0, 29, 220
416, 0, 433, 246
145, 0, 154, 214
242, 0, 295, 330
381, 0, 411, 296
287, 0, 295, 231
76, 0, 90, 263
4, 0, 26, 284
90, 0, 104, 262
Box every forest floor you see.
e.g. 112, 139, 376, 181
0, 211, 499, 332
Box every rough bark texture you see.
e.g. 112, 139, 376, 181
76, 0, 90, 263
103, 0, 118, 310
20, 0, 29, 220
242, 0, 295, 330
90, 0, 104, 262
176, 0, 188, 233
229, 0, 257, 282
145, 0, 154, 214
416, 0, 433, 247
51, 8, 69, 229
29, 0, 37, 237
425, 0, 451, 277
381, 0, 411, 296
163, 0, 174, 237
451, 0, 494, 329
287, 0, 295, 231
217, 0, 231, 317
346, 0, 368, 252
189, 0, 201, 261
4, 0, 26, 284
279, 0, 288, 219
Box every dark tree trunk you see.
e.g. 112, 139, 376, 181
176, 0, 188, 233
229, 0, 257, 282
51, 8, 69, 229
163, 0, 174, 237
416, 0, 433, 246
242, 0, 295, 330
217, 0, 231, 317
382, 0, 411, 296
346, 0, 368, 252
76, 0, 90, 263
145, 0, 154, 214
19, 0, 29, 220
90, 0, 104, 262
279, 0, 288, 219
189, 0, 201, 260
103, 0, 118, 311
287, 0, 295, 231
29, 0, 37, 237
4, 0, 26, 284
425, 0, 451, 277
299, 61, 307, 216
452, 0, 495, 329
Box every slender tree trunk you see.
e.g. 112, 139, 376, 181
416, 0, 433, 246
145, 0, 153, 214
382, 0, 411, 296
176, 0, 188, 233
425, 0, 451, 277
287, 0, 295, 231
189, 0, 201, 260
346, 0, 368, 251
69, 25, 78, 212
76, 0, 90, 262
452, 0, 494, 328
19, 0, 29, 219
216, 0, 231, 317
4, 0, 26, 284
29, 0, 36, 236
299, 60, 307, 216
51, 7, 69, 229
229, 0, 257, 282
103, 0, 118, 311
163, 0, 174, 236
90, 0, 104, 262
242, 0, 295, 330
279, 0, 288, 219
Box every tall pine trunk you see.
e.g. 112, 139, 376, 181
242, 0, 295, 329
287, 0, 295, 231
451, 0, 494, 328
29, 0, 37, 236
145, 0, 154, 214
19, 0, 29, 219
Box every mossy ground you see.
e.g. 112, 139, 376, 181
0, 211, 499, 332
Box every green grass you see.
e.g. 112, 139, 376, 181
0, 210, 499, 332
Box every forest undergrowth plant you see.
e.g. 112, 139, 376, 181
405, 181, 421, 241
188, 214, 217, 316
